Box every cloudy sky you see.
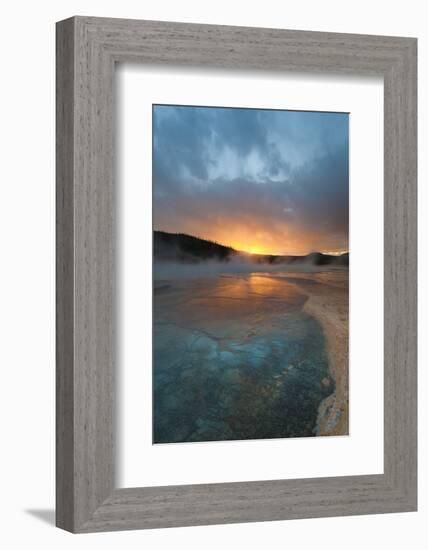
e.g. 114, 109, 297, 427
153, 104, 349, 256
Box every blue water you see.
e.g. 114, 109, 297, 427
153, 273, 333, 443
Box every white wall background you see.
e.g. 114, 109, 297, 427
0, 1, 424, 548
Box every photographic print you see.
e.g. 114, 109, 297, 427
153, 104, 349, 444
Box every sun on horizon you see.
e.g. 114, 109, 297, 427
153, 104, 348, 258
155, 228, 348, 257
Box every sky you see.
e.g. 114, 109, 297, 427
153, 104, 349, 256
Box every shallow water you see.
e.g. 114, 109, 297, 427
153, 273, 333, 443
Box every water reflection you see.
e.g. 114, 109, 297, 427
153, 273, 333, 443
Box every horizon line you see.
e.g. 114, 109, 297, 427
154, 229, 349, 258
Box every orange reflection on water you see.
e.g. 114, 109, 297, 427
171, 274, 307, 325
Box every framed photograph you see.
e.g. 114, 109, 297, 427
56, 16, 417, 532
151, 104, 350, 445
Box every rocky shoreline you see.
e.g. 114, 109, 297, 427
284, 271, 349, 436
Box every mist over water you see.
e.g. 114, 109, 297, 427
153, 258, 338, 280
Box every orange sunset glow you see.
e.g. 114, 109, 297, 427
153, 105, 349, 257
156, 218, 348, 257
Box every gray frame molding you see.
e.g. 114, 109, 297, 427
56, 16, 417, 533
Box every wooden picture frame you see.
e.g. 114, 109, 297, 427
56, 16, 417, 533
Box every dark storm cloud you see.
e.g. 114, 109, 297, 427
153, 105, 349, 255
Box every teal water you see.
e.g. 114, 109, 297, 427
153, 273, 333, 443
